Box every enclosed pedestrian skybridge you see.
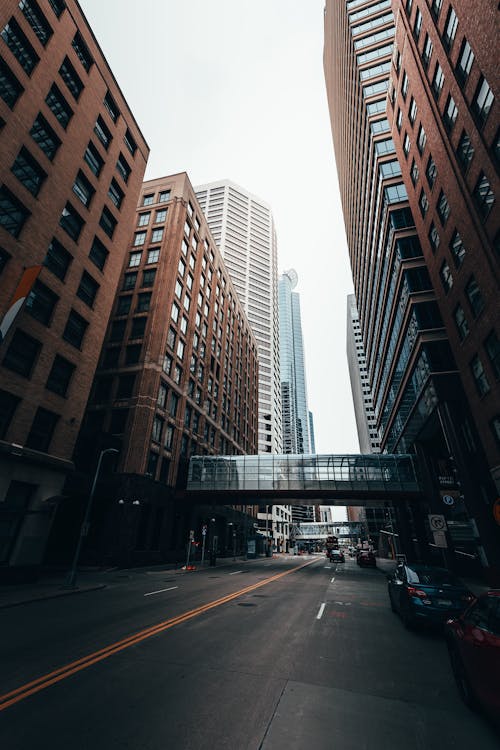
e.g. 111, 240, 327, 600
183, 453, 423, 506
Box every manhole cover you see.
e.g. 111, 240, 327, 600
209, 576, 221, 579
253, 594, 268, 598
237, 602, 256, 607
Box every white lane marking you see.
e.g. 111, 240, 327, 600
331, 577, 335, 583
144, 586, 178, 597
324, 566, 331, 569
316, 603, 326, 620
229, 570, 243, 575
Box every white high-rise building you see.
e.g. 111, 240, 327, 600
195, 180, 282, 454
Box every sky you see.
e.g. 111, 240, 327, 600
80, 0, 359, 455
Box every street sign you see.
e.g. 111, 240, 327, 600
189, 529, 194, 541
428, 514, 447, 532
432, 530, 448, 548
493, 499, 500, 526
202, 524, 207, 536
442, 495, 455, 506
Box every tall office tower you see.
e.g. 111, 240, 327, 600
308, 412, 316, 454
324, 0, 500, 580
346, 295, 381, 454
279, 269, 312, 454
195, 179, 282, 455
75, 173, 259, 563
0, 0, 148, 574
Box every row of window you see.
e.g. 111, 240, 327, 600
0, 389, 61, 452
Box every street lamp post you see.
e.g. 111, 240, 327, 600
65, 447, 118, 588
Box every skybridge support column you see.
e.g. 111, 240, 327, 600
394, 501, 415, 563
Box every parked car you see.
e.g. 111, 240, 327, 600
387, 563, 474, 629
357, 550, 376, 567
445, 590, 500, 723
328, 549, 345, 563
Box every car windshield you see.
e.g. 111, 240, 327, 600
406, 567, 461, 586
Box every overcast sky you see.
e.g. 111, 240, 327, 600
80, 0, 359, 455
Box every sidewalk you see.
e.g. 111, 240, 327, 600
0, 554, 261, 609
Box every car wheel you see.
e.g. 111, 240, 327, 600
448, 644, 477, 710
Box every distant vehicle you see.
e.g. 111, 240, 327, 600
445, 590, 500, 723
357, 550, 376, 568
387, 563, 474, 629
328, 549, 345, 563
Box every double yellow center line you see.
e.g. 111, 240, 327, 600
1, 558, 317, 711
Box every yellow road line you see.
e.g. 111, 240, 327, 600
1, 558, 317, 711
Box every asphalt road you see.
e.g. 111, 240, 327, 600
1, 556, 498, 750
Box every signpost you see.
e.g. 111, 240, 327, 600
201, 524, 207, 565
428, 514, 448, 550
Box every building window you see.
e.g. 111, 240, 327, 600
72, 31, 93, 72
103, 90, 119, 122
159, 190, 170, 203
25, 280, 58, 325
408, 96, 417, 125
157, 381, 168, 408
99, 206, 117, 238
396, 108, 403, 132
130, 316, 146, 339
44, 237, 72, 279
137, 212, 150, 227
425, 155, 437, 188
431, 63, 445, 100
164, 424, 174, 450
26, 407, 59, 451
30, 114, 60, 160
454, 304, 469, 340
108, 178, 124, 209
143, 194, 154, 206
129, 251, 141, 267
472, 172, 495, 220
59, 56, 83, 100
147, 248, 160, 264
422, 33, 433, 69
110, 409, 128, 434
163, 353, 172, 376
117, 373, 135, 399
419, 189, 429, 217
431, 0, 443, 19
109, 319, 126, 342
471, 76, 494, 127
2, 329, 40, 376
89, 236, 108, 271
443, 95, 458, 132
155, 209, 167, 223
94, 115, 112, 150
136, 292, 151, 312
470, 355, 490, 396
11, 147, 47, 196
151, 228, 163, 243
59, 202, 84, 241
84, 141, 104, 176
0, 57, 24, 108
413, 8, 422, 40
76, 271, 99, 307
0, 389, 21, 439
134, 231, 146, 247
125, 344, 141, 364
152, 415, 164, 443
123, 272, 137, 291
428, 222, 440, 252
142, 269, 156, 287
173, 364, 182, 384
410, 159, 419, 185
439, 260, 453, 293
465, 275, 484, 317
177, 339, 185, 360
124, 128, 137, 156
19, 0, 52, 46
48, 0, 65, 18
484, 330, 500, 379
491, 416, 500, 446
456, 130, 474, 171
442, 7, 458, 50
63, 310, 88, 349
116, 153, 131, 183
437, 190, 450, 225
45, 83, 73, 129
403, 132, 411, 157
46, 355, 75, 396
72, 169, 95, 207
169, 392, 179, 417
1, 18, 39, 75
0, 185, 30, 237
417, 124, 427, 154
116, 295, 131, 316
449, 229, 466, 268
455, 38, 474, 86
401, 71, 409, 100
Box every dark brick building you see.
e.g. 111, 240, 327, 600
0, 0, 149, 574
74, 173, 259, 565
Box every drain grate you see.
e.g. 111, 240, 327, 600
237, 602, 256, 607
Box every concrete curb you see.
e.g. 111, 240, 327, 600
0, 583, 107, 610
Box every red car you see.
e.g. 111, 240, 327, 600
357, 549, 376, 567
445, 590, 500, 722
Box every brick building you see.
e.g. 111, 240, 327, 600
0, 0, 148, 575
73, 173, 259, 565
